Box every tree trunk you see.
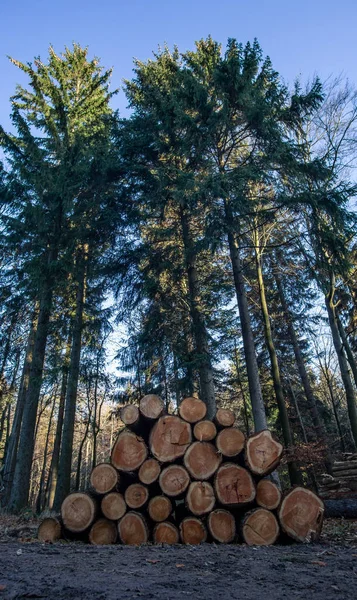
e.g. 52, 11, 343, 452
179, 206, 216, 418
325, 281, 357, 448
255, 249, 303, 485
36, 392, 56, 513
279, 487, 324, 542
224, 201, 267, 432
9, 254, 57, 512
337, 314, 357, 389
53, 247, 87, 509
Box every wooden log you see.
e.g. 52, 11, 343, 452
245, 430, 283, 476
125, 483, 149, 510
216, 427, 245, 458
256, 479, 282, 510
207, 509, 236, 543
61, 492, 97, 533
153, 521, 179, 544
241, 508, 279, 546
179, 397, 207, 423
185, 481, 215, 516
333, 460, 357, 470
193, 420, 217, 442
89, 518, 118, 545
111, 430, 148, 472
324, 498, 357, 518
278, 487, 324, 542
90, 463, 119, 495
184, 442, 222, 480
331, 470, 357, 478
148, 495, 173, 522
215, 463, 256, 506
101, 492, 127, 521
150, 416, 192, 463
118, 511, 149, 545
179, 517, 207, 544
159, 464, 190, 497
139, 394, 164, 420
214, 408, 235, 428
38, 517, 62, 542
120, 404, 140, 428
138, 458, 161, 485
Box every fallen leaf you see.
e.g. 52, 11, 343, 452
16, 549, 22, 556
311, 560, 326, 567
146, 559, 159, 564
0, 585, 7, 591
176, 564, 185, 568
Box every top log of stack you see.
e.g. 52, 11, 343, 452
39, 394, 324, 546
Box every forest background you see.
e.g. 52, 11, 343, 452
1, 0, 357, 513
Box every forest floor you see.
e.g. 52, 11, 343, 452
0, 516, 356, 599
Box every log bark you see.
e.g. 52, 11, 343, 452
241, 508, 279, 546
139, 394, 164, 420
120, 404, 140, 428
150, 416, 192, 463
193, 420, 217, 442
111, 430, 148, 472
148, 496, 173, 522
124, 483, 149, 510
179, 517, 207, 545
214, 408, 235, 428
278, 487, 324, 542
61, 492, 97, 533
118, 511, 149, 545
159, 465, 190, 497
179, 397, 207, 423
38, 517, 62, 542
153, 522, 179, 544
184, 442, 222, 480
138, 458, 161, 485
216, 428, 245, 458
215, 463, 256, 506
207, 509, 236, 543
245, 430, 283, 476
90, 463, 119, 495
256, 479, 282, 510
324, 498, 357, 518
186, 481, 215, 516
101, 492, 126, 521
89, 518, 117, 545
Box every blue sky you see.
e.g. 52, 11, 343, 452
1, 0, 357, 129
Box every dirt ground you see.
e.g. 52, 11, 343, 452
0, 518, 356, 600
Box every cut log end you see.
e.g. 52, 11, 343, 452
245, 430, 283, 476
186, 481, 215, 516
179, 397, 207, 423
125, 483, 149, 510
38, 517, 62, 542
179, 517, 207, 545
153, 522, 179, 544
138, 458, 161, 485
89, 518, 118, 545
150, 416, 192, 463
215, 408, 235, 428
120, 404, 140, 426
216, 427, 245, 458
139, 394, 164, 420
118, 511, 149, 545
256, 479, 282, 510
279, 487, 324, 542
148, 495, 173, 522
242, 509, 279, 546
159, 465, 190, 497
215, 463, 256, 506
101, 492, 126, 521
193, 420, 217, 442
208, 510, 236, 543
184, 442, 222, 480
61, 493, 97, 533
90, 463, 119, 495
111, 431, 148, 472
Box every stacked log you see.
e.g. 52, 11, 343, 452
319, 457, 357, 498
39, 394, 324, 546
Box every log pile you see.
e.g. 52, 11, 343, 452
319, 454, 357, 499
38, 395, 324, 546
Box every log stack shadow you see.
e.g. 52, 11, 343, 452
38, 395, 324, 546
